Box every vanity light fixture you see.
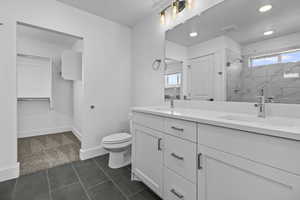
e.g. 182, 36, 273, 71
264, 30, 274, 36
189, 32, 198, 37
160, 0, 193, 24
172, 1, 178, 18
160, 10, 166, 25
259, 4, 272, 13
186, 0, 193, 9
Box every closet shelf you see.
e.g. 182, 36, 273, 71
17, 53, 51, 61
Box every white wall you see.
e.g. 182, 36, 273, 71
165, 41, 187, 61
17, 36, 74, 138
0, 20, 18, 182
0, 0, 131, 181
72, 40, 84, 139
132, 14, 165, 106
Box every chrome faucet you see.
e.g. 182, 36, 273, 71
170, 87, 176, 109
170, 98, 174, 109
254, 88, 266, 118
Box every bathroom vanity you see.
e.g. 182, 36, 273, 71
131, 107, 300, 200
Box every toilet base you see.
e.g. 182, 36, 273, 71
108, 148, 131, 169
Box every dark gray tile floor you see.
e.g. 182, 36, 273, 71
0, 154, 162, 200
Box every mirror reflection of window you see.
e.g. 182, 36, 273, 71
282, 50, 300, 63
165, 73, 182, 88
250, 49, 300, 68
164, 58, 183, 101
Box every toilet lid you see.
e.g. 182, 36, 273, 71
103, 133, 132, 144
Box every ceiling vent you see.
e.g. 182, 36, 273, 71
221, 25, 238, 33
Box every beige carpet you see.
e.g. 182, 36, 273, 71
18, 132, 81, 175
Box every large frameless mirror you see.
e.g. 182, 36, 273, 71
164, 0, 300, 104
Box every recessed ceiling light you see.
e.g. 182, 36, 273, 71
189, 32, 198, 37
259, 4, 272, 13
264, 30, 274, 36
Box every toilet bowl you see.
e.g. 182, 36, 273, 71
102, 133, 132, 169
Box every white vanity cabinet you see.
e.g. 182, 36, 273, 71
131, 111, 300, 200
197, 124, 300, 200
198, 146, 300, 200
132, 112, 197, 200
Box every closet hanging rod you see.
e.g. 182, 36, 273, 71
17, 53, 51, 61
17, 97, 50, 101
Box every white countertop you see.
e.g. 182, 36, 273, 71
132, 106, 300, 141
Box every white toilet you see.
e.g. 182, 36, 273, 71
102, 132, 132, 169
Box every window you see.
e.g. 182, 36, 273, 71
165, 73, 181, 88
250, 49, 300, 67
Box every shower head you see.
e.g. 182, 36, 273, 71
226, 58, 243, 67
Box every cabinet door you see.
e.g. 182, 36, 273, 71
132, 124, 164, 197
61, 50, 82, 80
198, 145, 300, 200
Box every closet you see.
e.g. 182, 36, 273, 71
16, 23, 83, 175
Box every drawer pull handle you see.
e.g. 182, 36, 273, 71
198, 153, 203, 170
158, 138, 162, 151
171, 126, 184, 132
171, 153, 184, 160
170, 189, 184, 199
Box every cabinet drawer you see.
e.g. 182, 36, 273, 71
132, 112, 164, 132
164, 135, 197, 183
164, 118, 197, 142
164, 168, 196, 200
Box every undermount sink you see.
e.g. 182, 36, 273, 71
153, 107, 170, 111
151, 107, 173, 112
219, 114, 295, 127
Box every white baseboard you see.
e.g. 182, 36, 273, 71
18, 127, 72, 138
71, 127, 82, 141
80, 145, 107, 160
0, 163, 19, 182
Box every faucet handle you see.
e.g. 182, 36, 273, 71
259, 88, 264, 96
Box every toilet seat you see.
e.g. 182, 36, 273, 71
102, 133, 132, 144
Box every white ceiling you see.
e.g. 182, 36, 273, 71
17, 23, 81, 47
166, 0, 300, 46
56, 0, 171, 27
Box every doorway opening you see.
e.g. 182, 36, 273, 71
16, 22, 84, 175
